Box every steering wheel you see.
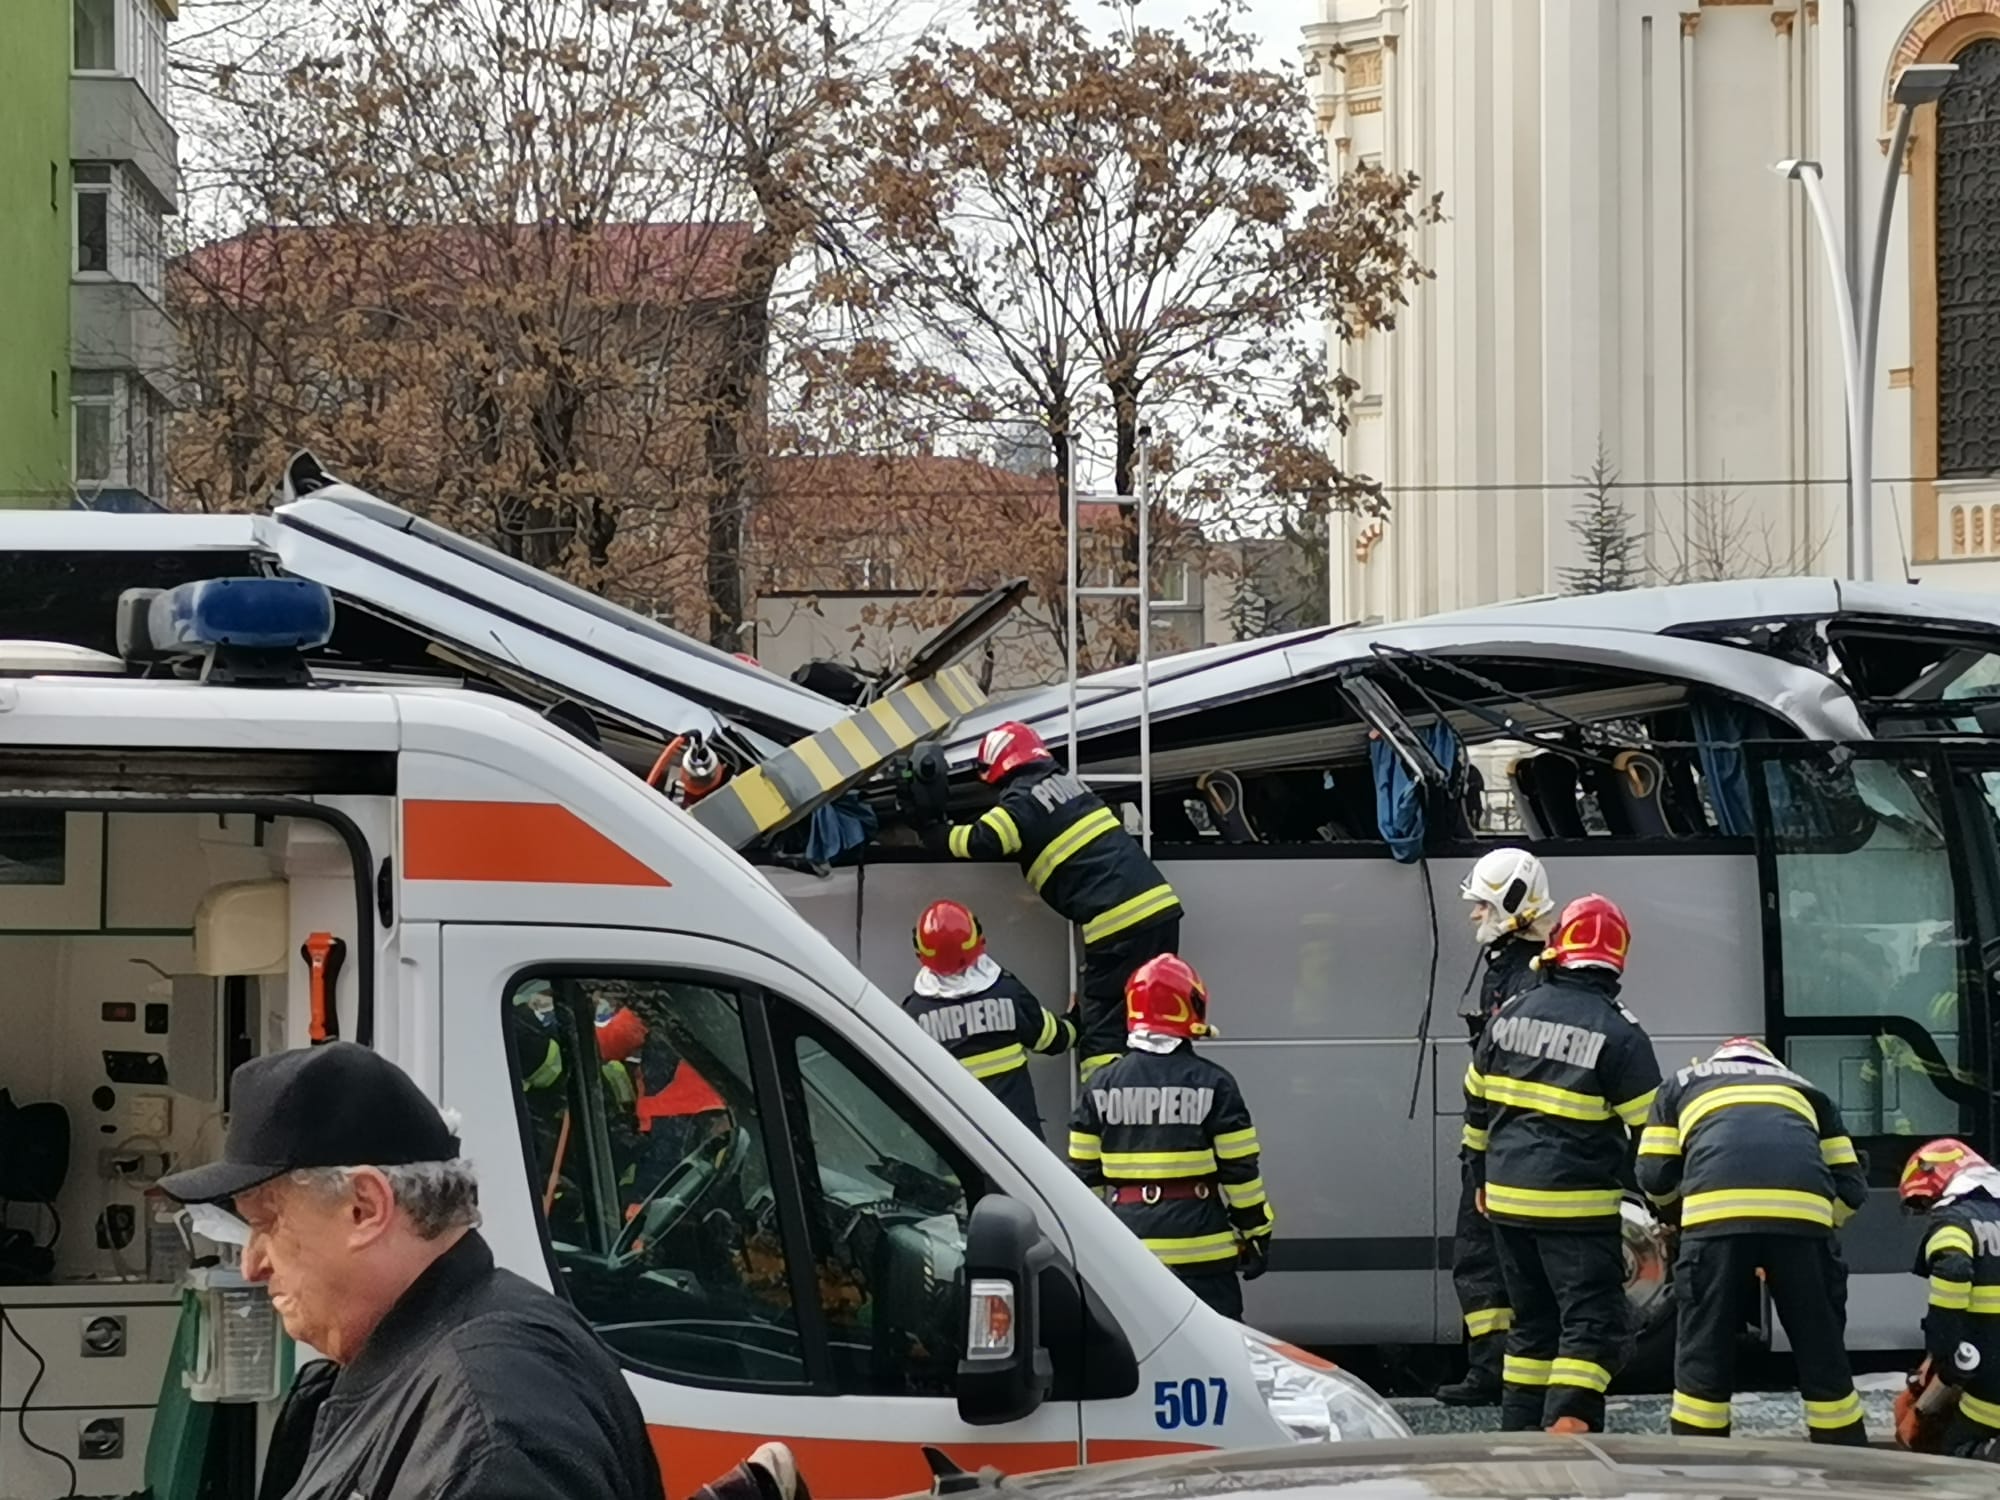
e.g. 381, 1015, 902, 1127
609, 1124, 749, 1270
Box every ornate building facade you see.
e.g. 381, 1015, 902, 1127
1303, 0, 2000, 620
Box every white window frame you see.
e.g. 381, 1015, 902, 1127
72, 0, 117, 75
71, 371, 124, 490
73, 164, 114, 278
72, 0, 168, 105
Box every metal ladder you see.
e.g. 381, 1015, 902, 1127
1064, 425, 1156, 853
1059, 428, 1158, 1103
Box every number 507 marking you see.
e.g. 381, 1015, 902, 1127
1153, 1377, 1228, 1430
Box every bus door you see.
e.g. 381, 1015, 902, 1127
1749, 744, 1998, 1347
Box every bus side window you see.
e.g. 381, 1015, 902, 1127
508, 974, 810, 1389
1758, 752, 1978, 1153
769, 1005, 987, 1399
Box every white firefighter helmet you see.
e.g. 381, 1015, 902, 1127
1460, 847, 1553, 945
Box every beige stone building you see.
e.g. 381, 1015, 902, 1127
1304, 0, 2000, 621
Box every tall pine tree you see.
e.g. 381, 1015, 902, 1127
1559, 443, 1645, 595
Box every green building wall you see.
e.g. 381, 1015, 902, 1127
0, 0, 72, 509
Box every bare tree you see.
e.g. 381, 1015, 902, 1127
828, 0, 1438, 666
1654, 486, 1828, 585
170, 0, 880, 646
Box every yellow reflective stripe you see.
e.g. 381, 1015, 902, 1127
524, 1039, 563, 1091
1502, 1355, 1552, 1387
1465, 1307, 1513, 1338
1102, 1150, 1219, 1179
1027, 807, 1120, 889
1820, 1135, 1859, 1167
1638, 1125, 1682, 1157
1079, 1053, 1119, 1083
1068, 1131, 1102, 1161
1962, 1391, 2000, 1428
1671, 1392, 1731, 1430
962, 1043, 1027, 1080
1485, 1183, 1624, 1217
1680, 1083, 1816, 1133
1143, 1232, 1239, 1266
1463, 1063, 1487, 1100
1480, 1075, 1613, 1122
1682, 1188, 1833, 1229
1971, 1287, 2000, 1314
1833, 1199, 1857, 1227
948, 825, 974, 859
1461, 1123, 1489, 1152
1931, 1277, 1972, 1311
1221, 1177, 1267, 1209
1928, 1225, 1977, 1260
1550, 1358, 1612, 1393
1082, 883, 1180, 944
1033, 1010, 1059, 1052
1614, 1089, 1658, 1127
980, 807, 1023, 856
1213, 1127, 1260, 1160
1802, 1392, 1864, 1430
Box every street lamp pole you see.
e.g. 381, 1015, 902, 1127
1779, 160, 1864, 578
1776, 63, 1955, 584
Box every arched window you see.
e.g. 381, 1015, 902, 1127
1936, 38, 2000, 478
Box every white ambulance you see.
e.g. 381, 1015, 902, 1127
0, 577, 1403, 1500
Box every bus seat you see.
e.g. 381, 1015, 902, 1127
1520, 755, 1587, 839
1197, 770, 1260, 844
1508, 757, 1551, 840
1597, 751, 1672, 839
1659, 753, 1708, 836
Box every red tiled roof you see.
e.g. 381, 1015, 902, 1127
175, 221, 753, 307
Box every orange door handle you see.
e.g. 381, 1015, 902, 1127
302, 932, 348, 1045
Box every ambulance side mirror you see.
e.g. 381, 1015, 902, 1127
956, 1195, 1055, 1426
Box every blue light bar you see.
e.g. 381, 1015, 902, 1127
146, 578, 335, 654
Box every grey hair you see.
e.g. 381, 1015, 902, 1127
289, 1159, 482, 1240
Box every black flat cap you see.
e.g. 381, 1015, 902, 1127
159, 1041, 460, 1205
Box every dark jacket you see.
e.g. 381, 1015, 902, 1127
1068, 1041, 1273, 1272
1461, 936, 1543, 1040
1636, 1052, 1866, 1238
901, 964, 1075, 1131
929, 764, 1181, 946
1914, 1191, 2000, 1373
280, 1232, 659, 1500
1463, 966, 1661, 1231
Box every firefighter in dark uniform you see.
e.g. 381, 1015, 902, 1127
1900, 1138, 2000, 1460
1638, 1037, 1869, 1444
928, 721, 1183, 1080
901, 898, 1076, 1134
1068, 954, 1272, 1318
1464, 893, 1661, 1434
1437, 848, 1556, 1406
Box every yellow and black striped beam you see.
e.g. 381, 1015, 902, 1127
691, 662, 987, 849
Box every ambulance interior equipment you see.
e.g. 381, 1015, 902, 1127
0, 584, 366, 1498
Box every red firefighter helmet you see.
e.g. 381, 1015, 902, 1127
976, 721, 1054, 785
1125, 954, 1210, 1040
596, 1006, 649, 1064
1900, 1138, 1988, 1211
1549, 894, 1632, 975
913, 899, 986, 975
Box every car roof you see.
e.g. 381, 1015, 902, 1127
925, 1433, 1998, 1500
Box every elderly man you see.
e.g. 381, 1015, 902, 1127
159, 1040, 661, 1500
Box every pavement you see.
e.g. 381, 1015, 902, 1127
1390, 1372, 1907, 1439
